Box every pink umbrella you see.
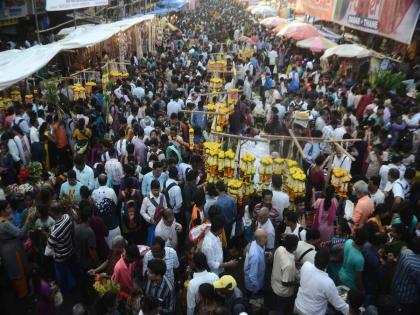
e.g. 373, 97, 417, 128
260, 16, 289, 29
277, 21, 319, 40
238, 35, 257, 45
296, 36, 337, 52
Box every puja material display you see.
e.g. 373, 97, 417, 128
259, 156, 273, 189
228, 179, 244, 206
72, 84, 86, 101
208, 60, 227, 73
25, 94, 33, 104
239, 153, 256, 196
239, 48, 254, 60
209, 77, 224, 92
284, 166, 306, 200
332, 168, 352, 197
204, 142, 222, 183
93, 274, 120, 297
84, 81, 97, 97
11, 90, 22, 103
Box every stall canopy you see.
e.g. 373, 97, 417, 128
0, 14, 155, 91
321, 44, 372, 59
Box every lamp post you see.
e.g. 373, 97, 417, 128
31, 0, 41, 43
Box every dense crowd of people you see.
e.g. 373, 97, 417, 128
0, 1, 419, 315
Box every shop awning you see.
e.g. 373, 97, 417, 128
0, 14, 155, 91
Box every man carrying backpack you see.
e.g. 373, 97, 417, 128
141, 179, 167, 246
13, 105, 30, 136
163, 166, 183, 223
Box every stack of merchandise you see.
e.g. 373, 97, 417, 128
332, 168, 352, 197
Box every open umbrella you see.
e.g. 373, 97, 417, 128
260, 16, 289, 29
277, 21, 319, 40
296, 36, 337, 52
238, 35, 257, 45
252, 6, 277, 16
321, 44, 372, 59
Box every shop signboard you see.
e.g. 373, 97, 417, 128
300, 0, 335, 21
46, 0, 109, 11
0, 0, 28, 20
332, 0, 420, 44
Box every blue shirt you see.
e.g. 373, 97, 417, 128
141, 171, 168, 197
392, 249, 420, 304
59, 181, 82, 202
215, 194, 237, 225
338, 239, 365, 289
192, 112, 207, 130
244, 240, 266, 292
303, 142, 320, 165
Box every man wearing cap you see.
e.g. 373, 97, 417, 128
214, 275, 247, 315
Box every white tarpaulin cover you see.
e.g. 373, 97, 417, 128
321, 44, 372, 59
47, 0, 109, 12
0, 15, 154, 91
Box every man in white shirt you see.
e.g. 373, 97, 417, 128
295, 250, 349, 315
132, 81, 145, 100
333, 118, 352, 141
285, 211, 306, 241
105, 148, 124, 192
73, 156, 95, 191
167, 93, 184, 118
271, 234, 299, 314
268, 48, 278, 73
257, 207, 275, 250
294, 229, 320, 269
391, 168, 415, 210
271, 175, 289, 221
332, 149, 352, 173
315, 110, 328, 131
187, 252, 219, 315
274, 99, 286, 121
368, 176, 385, 205
165, 166, 183, 216
201, 215, 237, 275
155, 209, 182, 249
379, 155, 406, 190
243, 75, 253, 100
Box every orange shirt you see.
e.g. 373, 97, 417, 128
190, 205, 204, 229
53, 122, 68, 149
352, 195, 374, 230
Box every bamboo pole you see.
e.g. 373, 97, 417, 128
334, 141, 356, 162
288, 129, 306, 160
211, 132, 269, 142
180, 110, 225, 116
261, 134, 361, 143
197, 90, 243, 97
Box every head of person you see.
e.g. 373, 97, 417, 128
261, 189, 273, 207
0, 200, 12, 218
404, 168, 416, 184
387, 168, 400, 183
210, 214, 225, 236
96, 291, 118, 315
336, 219, 352, 238
98, 173, 108, 187
314, 248, 330, 271
193, 251, 209, 272
147, 231, 165, 258
72, 303, 87, 315
150, 179, 160, 197
123, 244, 141, 264
168, 166, 178, 180
352, 180, 369, 198
198, 283, 218, 304
111, 235, 127, 255
283, 234, 299, 253
152, 161, 163, 178
67, 169, 77, 186
79, 205, 93, 223
272, 175, 282, 190
353, 227, 368, 247
306, 228, 321, 246
186, 169, 198, 183
215, 180, 226, 195
254, 228, 268, 247
162, 209, 175, 227
24, 191, 34, 209
368, 176, 381, 193
206, 183, 218, 198
213, 275, 237, 297
193, 189, 206, 208
147, 258, 166, 283
284, 211, 298, 228
140, 295, 160, 315
257, 207, 270, 225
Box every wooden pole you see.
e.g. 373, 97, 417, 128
211, 132, 269, 142
261, 134, 361, 143
180, 110, 225, 116
288, 129, 306, 160
334, 141, 356, 162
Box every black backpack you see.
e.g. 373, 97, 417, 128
162, 181, 178, 208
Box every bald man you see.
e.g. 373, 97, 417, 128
257, 207, 275, 250
244, 229, 267, 294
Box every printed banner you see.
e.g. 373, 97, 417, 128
46, 0, 109, 12
0, 0, 28, 20
300, 0, 335, 21
332, 0, 420, 44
